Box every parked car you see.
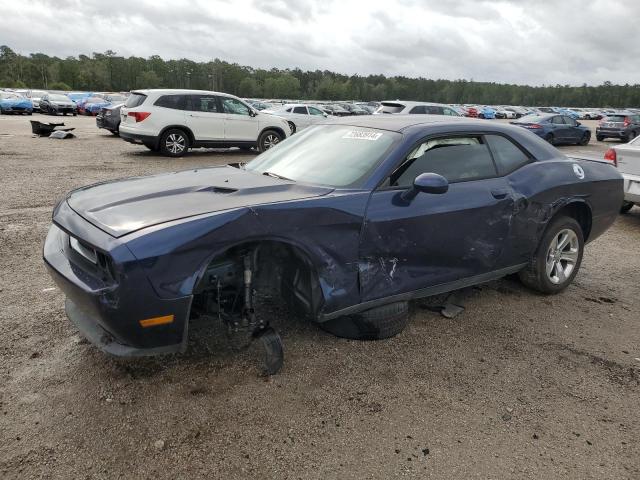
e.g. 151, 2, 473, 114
477, 106, 496, 119
512, 114, 591, 146
77, 96, 108, 115
0, 92, 33, 115
26, 89, 48, 111
262, 103, 328, 134
96, 103, 123, 135
43, 115, 622, 373
39, 93, 77, 116
375, 101, 460, 116
596, 113, 640, 142
337, 103, 370, 115
494, 107, 517, 119
603, 136, 640, 213
318, 104, 351, 116
247, 101, 271, 111
119, 89, 290, 156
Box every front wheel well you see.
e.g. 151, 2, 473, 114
190, 240, 323, 322
259, 126, 287, 140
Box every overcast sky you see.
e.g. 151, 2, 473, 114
1, 0, 635, 86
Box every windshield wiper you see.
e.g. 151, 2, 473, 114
263, 171, 292, 181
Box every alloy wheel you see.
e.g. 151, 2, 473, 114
263, 134, 280, 150
545, 229, 579, 285
166, 133, 186, 154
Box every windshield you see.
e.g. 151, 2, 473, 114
86, 97, 104, 103
244, 125, 400, 188
50, 94, 69, 101
106, 95, 125, 103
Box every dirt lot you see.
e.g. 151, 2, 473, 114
0, 114, 639, 479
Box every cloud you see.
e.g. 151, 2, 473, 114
1, 0, 637, 86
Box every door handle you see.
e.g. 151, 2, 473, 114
491, 188, 509, 199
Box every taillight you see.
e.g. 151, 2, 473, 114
527, 124, 543, 129
604, 148, 617, 167
128, 111, 151, 122
624, 117, 631, 127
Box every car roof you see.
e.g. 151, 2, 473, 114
380, 100, 451, 108
131, 89, 237, 98
323, 114, 495, 132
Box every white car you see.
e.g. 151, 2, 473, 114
26, 89, 48, 111
606, 136, 640, 213
262, 103, 328, 134
374, 101, 460, 116
495, 107, 517, 119
119, 89, 291, 156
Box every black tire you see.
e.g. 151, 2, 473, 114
544, 133, 555, 145
257, 129, 284, 153
287, 121, 296, 135
625, 131, 637, 143
596, 135, 604, 141
518, 215, 584, 294
585, 115, 591, 120
110, 129, 119, 136
159, 128, 189, 157
579, 132, 590, 146
620, 201, 634, 214
320, 301, 409, 340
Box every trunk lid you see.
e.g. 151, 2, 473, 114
66, 165, 333, 237
615, 143, 640, 176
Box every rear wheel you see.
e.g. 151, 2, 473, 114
257, 129, 283, 152
159, 129, 188, 157
579, 131, 590, 146
620, 201, 635, 214
320, 301, 409, 340
287, 121, 296, 135
625, 131, 637, 143
596, 135, 605, 141
519, 216, 584, 294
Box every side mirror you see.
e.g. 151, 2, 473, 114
323, 113, 328, 117
576, 121, 581, 126
400, 173, 449, 203
249, 109, 257, 117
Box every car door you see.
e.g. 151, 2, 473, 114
308, 106, 327, 125
184, 94, 224, 142
549, 115, 571, 142
219, 97, 258, 141
290, 106, 312, 129
358, 134, 516, 302
562, 115, 581, 142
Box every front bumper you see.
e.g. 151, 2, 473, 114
44, 218, 191, 357
622, 173, 640, 203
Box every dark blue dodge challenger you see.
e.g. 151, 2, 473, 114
44, 115, 622, 372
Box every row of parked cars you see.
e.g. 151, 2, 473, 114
0, 89, 129, 116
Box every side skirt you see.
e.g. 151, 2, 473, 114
318, 263, 527, 322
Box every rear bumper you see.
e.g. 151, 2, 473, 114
622, 173, 640, 203
596, 128, 627, 138
120, 130, 158, 147
96, 115, 119, 131
44, 221, 191, 357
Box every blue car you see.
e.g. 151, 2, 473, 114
84, 94, 127, 115
43, 115, 621, 373
478, 106, 496, 119
512, 114, 591, 146
0, 92, 33, 115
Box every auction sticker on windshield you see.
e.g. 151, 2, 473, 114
342, 131, 383, 141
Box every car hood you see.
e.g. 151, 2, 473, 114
66, 165, 333, 238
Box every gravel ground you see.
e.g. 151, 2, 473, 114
0, 114, 639, 479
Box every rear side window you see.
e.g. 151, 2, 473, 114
485, 135, 531, 175
381, 102, 405, 113
125, 93, 147, 108
551, 116, 565, 124
154, 95, 186, 110
391, 136, 497, 186
293, 106, 307, 114
187, 95, 220, 112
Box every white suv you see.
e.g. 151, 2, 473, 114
119, 89, 291, 156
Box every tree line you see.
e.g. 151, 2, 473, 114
1, 45, 639, 107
